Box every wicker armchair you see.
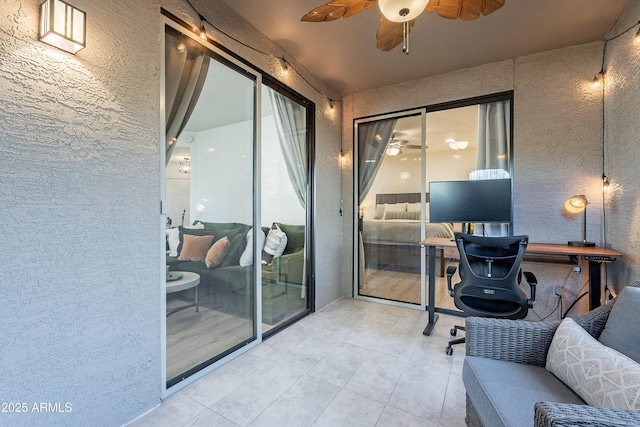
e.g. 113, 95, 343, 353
463, 281, 640, 427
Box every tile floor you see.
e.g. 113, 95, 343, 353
129, 298, 467, 427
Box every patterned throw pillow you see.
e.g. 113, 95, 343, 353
546, 317, 640, 410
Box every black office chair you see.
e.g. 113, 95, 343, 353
444, 233, 537, 355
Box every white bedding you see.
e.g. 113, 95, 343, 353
362, 219, 454, 245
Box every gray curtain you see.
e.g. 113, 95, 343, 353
165, 32, 210, 165
475, 100, 511, 236
357, 118, 397, 204
477, 100, 510, 171
268, 89, 308, 208
357, 118, 396, 288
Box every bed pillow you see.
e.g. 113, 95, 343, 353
178, 234, 214, 261
384, 203, 407, 213
374, 204, 385, 219
205, 236, 230, 268
407, 202, 421, 212
546, 317, 640, 410
239, 228, 266, 267
383, 210, 421, 220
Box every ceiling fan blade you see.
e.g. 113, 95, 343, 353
376, 16, 415, 52
301, 0, 375, 22
404, 144, 422, 149
425, 0, 505, 21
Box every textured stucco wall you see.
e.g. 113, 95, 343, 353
0, 1, 162, 426
1, 0, 342, 426
342, 44, 606, 315
603, 2, 640, 293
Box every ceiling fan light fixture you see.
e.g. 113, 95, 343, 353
378, 0, 429, 22
386, 146, 401, 156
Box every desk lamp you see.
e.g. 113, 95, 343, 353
564, 195, 595, 247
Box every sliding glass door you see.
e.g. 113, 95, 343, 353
260, 84, 311, 333
355, 111, 427, 307
354, 94, 513, 313
163, 22, 314, 389
164, 26, 259, 387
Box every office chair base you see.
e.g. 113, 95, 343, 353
445, 325, 465, 355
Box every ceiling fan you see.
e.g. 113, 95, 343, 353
386, 133, 421, 156
301, 0, 505, 54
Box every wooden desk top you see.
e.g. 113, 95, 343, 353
420, 237, 623, 259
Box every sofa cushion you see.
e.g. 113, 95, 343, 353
177, 226, 216, 255
178, 234, 214, 261
546, 317, 640, 410
217, 226, 251, 268
463, 356, 584, 427
205, 236, 230, 268
239, 228, 266, 267
274, 223, 305, 255
598, 286, 640, 364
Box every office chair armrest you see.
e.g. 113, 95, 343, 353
465, 317, 560, 366
446, 265, 457, 297
534, 401, 640, 427
523, 271, 537, 307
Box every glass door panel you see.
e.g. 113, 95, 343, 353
165, 27, 257, 387
260, 85, 309, 332
356, 114, 425, 305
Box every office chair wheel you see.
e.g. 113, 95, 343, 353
445, 345, 453, 356
450, 328, 457, 336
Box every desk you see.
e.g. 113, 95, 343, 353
420, 237, 622, 336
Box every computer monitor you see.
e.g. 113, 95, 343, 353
429, 179, 512, 224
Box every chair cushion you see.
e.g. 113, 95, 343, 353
463, 356, 584, 427
598, 286, 640, 363
546, 317, 640, 410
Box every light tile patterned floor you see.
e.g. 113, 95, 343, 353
128, 298, 467, 427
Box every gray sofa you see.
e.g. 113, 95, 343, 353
462, 282, 640, 427
167, 221, 305, 323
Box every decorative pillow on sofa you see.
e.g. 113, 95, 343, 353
598, 286, 640, 364
166, 228, 180, 257
262, 224, 287, 264
178, 234, 214, 262
546, 317, 640, 410
239, 228, 266, 267
205, 236, 230, 268
177, 226, 215, 256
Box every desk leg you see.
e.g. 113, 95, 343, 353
423, 244, 439, 335
588, 261, 601, 310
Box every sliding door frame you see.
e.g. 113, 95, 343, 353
160, 13, 316, 396
352, 92, 514, 313
353, 108, 427, 311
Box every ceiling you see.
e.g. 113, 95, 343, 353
221, 0, 628, 95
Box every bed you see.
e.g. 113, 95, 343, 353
362, 193, 454, 273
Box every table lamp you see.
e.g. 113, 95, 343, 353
564, 195, 595, 247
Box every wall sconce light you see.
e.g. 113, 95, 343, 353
634, 21, 640, 45
39, 0, 86, 54
339, 150, 348, 168
329, 98, 334, 110
564, 195, 595, 247
602, 174, 610, 192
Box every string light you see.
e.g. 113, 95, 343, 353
199, 14, 207, 42
279, 57, 289, 75
592, 71, 604, 88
